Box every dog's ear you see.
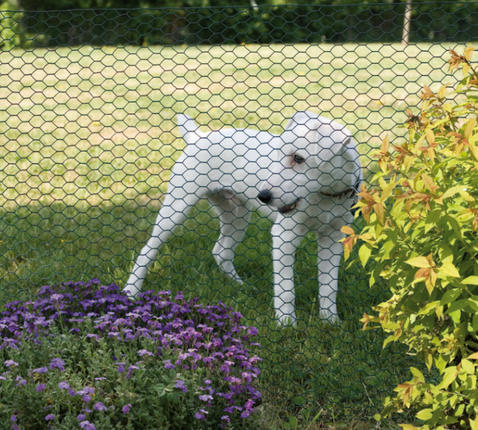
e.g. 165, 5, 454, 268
177, 114, 200, 145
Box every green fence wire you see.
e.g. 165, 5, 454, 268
1, 1, 477, 422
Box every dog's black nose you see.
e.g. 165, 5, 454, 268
257, 190, 273, 204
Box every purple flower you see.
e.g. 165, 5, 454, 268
58, 381, 70, 390
127, 364, 140, 379
15, 376, 26, 386
175, 379, 187, 393
79, 421, 96, 430
138, 349, 153, 357
49, 358, 65, 371
163, 359, 175, 370
50, 294, 63, 302
199, 394, 213, 402
77, 386, 94, 402
0, 281, 262, 425
115, 362, 126, 373
93, 402, 107, 411
194, 409, 208, 420
45, 414, 55, 422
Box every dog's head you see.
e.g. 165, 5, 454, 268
258, 111, 361, 214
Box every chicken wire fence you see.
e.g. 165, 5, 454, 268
1, 1, 477, 405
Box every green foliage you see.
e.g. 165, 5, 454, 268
0, 1, 22, 50
344, 47, 478, 429
3, 2, 477, 48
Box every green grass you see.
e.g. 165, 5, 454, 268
0, 41, 473, 428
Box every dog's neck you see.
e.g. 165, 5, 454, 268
319, 175, 361, 199
320, 188, 356, 199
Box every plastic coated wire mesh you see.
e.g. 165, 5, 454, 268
0, 2, 477, 411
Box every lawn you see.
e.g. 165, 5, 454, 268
0, 41, 471, 428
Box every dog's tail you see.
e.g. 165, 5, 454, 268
177, 114, 202, 145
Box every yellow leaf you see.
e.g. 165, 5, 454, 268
464, 117, 476, 140
406, 256, 432, 268
421, 174, 438, 192
464, 45, 475, 62
400, 425, 419, 430
426, 270, 437, 295
437, 85, 446, 99
459, 189, 475, 202
470, 416, 478, 430
341, 225, 355, 235
374, 202, 385, 225
441, 185, 468, 200
421, 85, 434, 100
468, 351, 478, 360
470, 142, 478, 161
425, 128, 435, 144
381, 135, 390, 153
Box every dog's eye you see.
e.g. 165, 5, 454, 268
293, 154, 305, 164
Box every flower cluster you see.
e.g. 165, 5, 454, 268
0, 279, 261, 429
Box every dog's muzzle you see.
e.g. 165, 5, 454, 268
278, 198, 300, 214
258, 190, 300, 214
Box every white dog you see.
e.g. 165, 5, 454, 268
124, 111, 362, 325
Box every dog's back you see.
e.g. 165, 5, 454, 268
177, 115, 281, 205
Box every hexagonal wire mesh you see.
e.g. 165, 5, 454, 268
1, 1, 477, 418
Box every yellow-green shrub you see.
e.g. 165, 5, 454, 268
343, 48, 478, 429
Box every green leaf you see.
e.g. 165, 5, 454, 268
440, 288, 461, 305
439, 366, 457, 389
437, 262, 460, 278
461, 359, 474, 374
463, 276, 478, 285
410, 367, 425, 382
359, 244, 372, 267
448, 308, 461, 324
416, 408, 433, 421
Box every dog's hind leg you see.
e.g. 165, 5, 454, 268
124, 189, 202, 298
208, 191, 251, 284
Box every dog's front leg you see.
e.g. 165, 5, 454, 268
317, 229, 345, 323
271, 219, 306, 326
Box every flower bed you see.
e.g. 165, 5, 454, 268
0, 279, 261, 429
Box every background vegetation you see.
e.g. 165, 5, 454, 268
1, 1, 477, 48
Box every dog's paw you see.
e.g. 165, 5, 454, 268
123, 284, 140, 299
276, 313, 297, 327
319, 310, 341, 325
